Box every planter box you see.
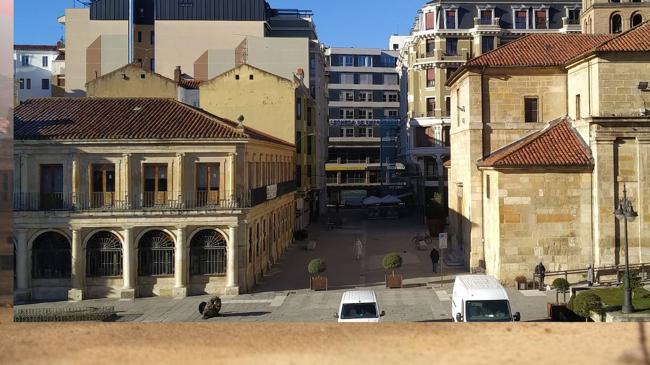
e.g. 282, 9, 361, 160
517, 282, 527, 290
310, 276, 328, 291
385, 274, 403, 289
547, 303, 567, 320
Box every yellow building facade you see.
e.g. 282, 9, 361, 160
13, 97, 296, 302
200, 64, 318, 229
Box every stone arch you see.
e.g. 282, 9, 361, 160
31, 231, 71, 279
631, 12, 643, 28
610, 12, 622, 34
28, 228, 71, 251
82, 229, 124, 249
137, 229, 176, 276
189, 229, 228, 275
86, 231, 123, 277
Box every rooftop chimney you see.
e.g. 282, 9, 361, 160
174, 66, 182, 83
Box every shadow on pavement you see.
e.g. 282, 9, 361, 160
216, 311, 271, 318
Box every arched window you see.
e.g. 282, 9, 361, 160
632, 13, 643, 27
190, 230, 227, 275
138, 230, 174, 276
86, 232, 122, 277
32, 232, 70, 279
611, 13, 622, 34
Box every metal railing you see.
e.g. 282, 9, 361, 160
533, 262, 650, 289
14, 191, 250, 212
14, 306, 116, 322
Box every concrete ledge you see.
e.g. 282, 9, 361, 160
120, 288, 135, 301
224, 286, 240, 296
172, 287, 188, 299
67, 289, 84, 302
606, 311, 650, 322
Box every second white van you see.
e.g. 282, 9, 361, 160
451, 275, 521, 322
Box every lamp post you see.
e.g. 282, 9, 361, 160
614, 184, 637, 314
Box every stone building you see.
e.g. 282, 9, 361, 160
200, 64, 320, 229
13, 97, 296, 302
581, 0, 649, 34
446, 21, 650, 283
396, 0, 581, 227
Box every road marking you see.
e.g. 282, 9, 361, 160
519, 290, 548, 297
269, 295, 287, 307
435, 290, 451, 301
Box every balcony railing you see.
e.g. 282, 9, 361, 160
13, 191, 250, 212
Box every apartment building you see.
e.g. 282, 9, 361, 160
397, 0, 582, 223
13, 97, 296, 302
13, 45, 63, 102
325, 48, 405, 206
446, 21, 650, 281
200, 64, 319, 229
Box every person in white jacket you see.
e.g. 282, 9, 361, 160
353, 238, 364, 260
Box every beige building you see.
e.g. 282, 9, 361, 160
447, 22, 650, 283
13, 97, 296, 302
200, 64, 318, 229
581, 0, 649, 34
86, 63, 200, 106
0, 138, 11, 304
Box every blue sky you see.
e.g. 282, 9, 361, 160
15, 0, 424, 48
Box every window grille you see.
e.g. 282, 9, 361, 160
32, 232, 70, 279
87, 232, 122, 277
138, 231, 175, 276
190, 230, 227, 275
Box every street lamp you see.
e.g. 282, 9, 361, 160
614, 184, 638, 314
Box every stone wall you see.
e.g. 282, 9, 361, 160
489, 171, 593, 284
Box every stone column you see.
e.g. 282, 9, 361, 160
68, 229, 84, 301
120, 227, 135, 300
173, 226, 187, 298
14, 229, 30, 303
19, 154, 29, 208
122, 153, 131, 207
175, 153, 184, 201
229, 152, 237, 200
71, 154, 80, 207
225, 225, 240, 295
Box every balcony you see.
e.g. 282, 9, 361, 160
14, 191, 250, 212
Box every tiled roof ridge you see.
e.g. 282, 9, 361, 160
593, 19, 650, 52
479, 117, 566, 165
163, 99, 249, 138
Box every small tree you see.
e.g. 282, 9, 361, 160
307, 258, 326, 277
552, 278, 571, 304
382, 253, 403, 276
568, 291, 602, 321
629, 269, 642, 296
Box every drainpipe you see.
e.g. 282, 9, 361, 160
128, 0, 134, 63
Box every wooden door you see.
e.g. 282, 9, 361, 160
196, 163, 220, 206
144, 164, 168, 207
91, 164, 115, 207
40, 164, 63, 210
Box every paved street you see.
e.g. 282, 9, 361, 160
17, 212, 556, 322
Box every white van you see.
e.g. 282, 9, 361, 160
334, 290, 385, 323
451, 275, 521, 322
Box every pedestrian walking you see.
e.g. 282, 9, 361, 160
430, 248, 440, 273
353, 238, 363, 261
535, 262, 546, 290
587, 265, 594, 287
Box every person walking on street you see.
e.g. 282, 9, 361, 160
353, 238, 364, 261
587, 265, 594, 287
535, 262, 546, 290
430, 248, 440, 273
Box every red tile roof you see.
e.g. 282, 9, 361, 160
477, 118, 593, 170
464, 34, 614, 68
14, 97, 293, 147
178, 79, 202, 90
592, 20, 650, 53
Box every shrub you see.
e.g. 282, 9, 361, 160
629, 269, 642, 291
307, 258, 326, 276
515, 275, 527, 284
552, 278, 571, 303
568, 291, 602, 319
382, 253, 403, 275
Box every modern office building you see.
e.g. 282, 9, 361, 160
325, 47, 405, 206
13, 97, 296, 302
13, 45, 63, 102
397, 0, 582, 225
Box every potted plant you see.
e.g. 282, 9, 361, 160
547, 278, 571, 320
515, 275, 528, 290
383, 252, 403, 289
308, 258, 327, 291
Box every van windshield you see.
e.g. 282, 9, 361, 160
465, 300, 512, 322
340, 303, 378, 319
